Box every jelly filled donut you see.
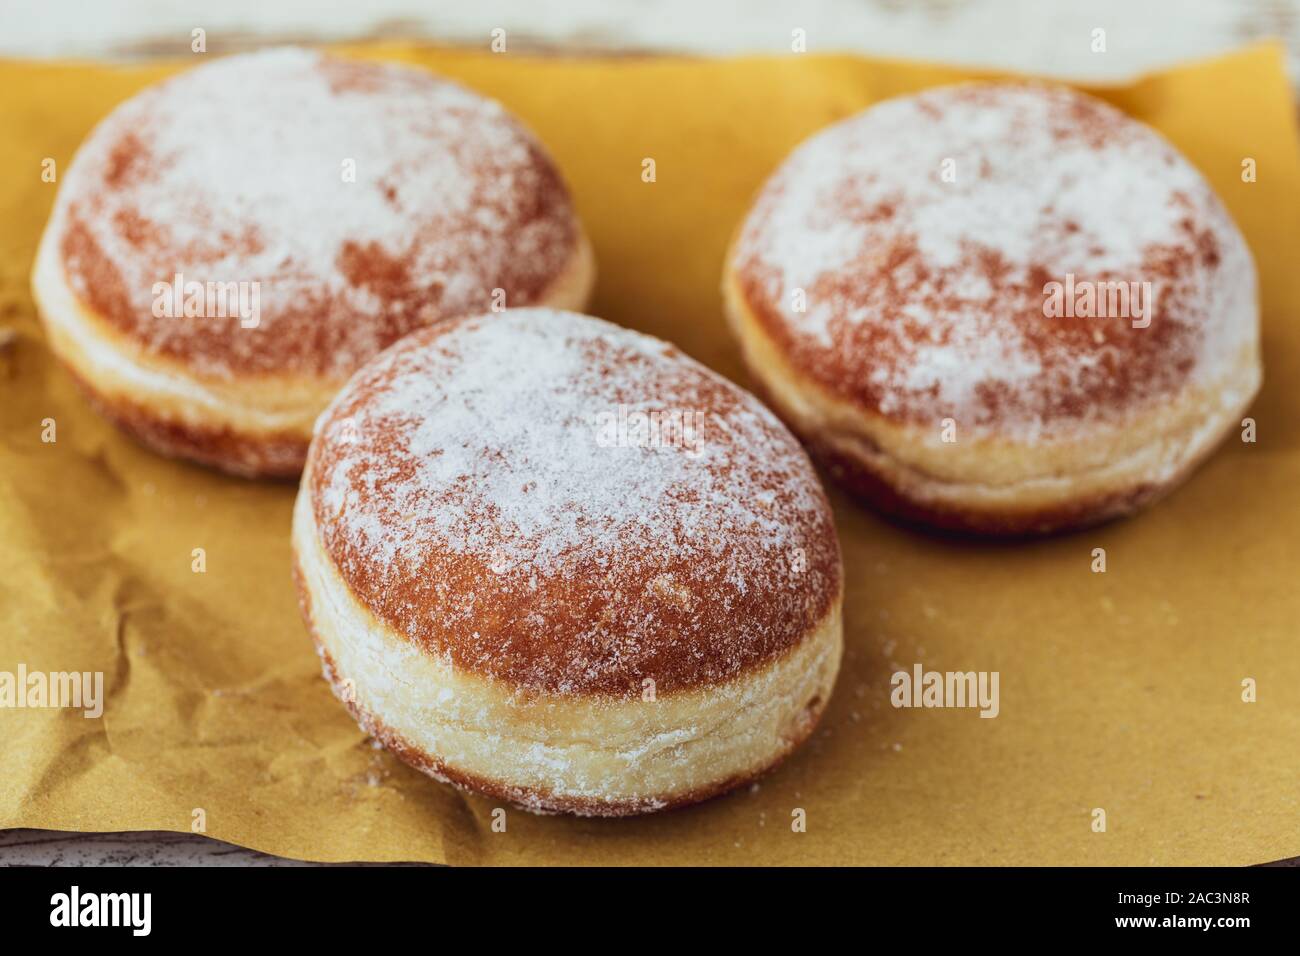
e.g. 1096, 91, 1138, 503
33, 48, 593, 477
724, 83, 1260, 534
292, 309, 843, 816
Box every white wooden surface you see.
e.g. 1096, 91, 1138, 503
1, 0, 1297, 866
1, 0, 1298, 86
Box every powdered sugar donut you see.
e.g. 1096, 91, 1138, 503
32, 48, 593, 477
723, 83, 1260, 534
292, 309, 842, 815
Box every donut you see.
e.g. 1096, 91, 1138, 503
723, 83, 1261, 534
32, 48, 593, 478
292, 308, 843, 815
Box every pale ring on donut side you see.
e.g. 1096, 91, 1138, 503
292, 475, 842, 816
31, 220, 594, 478
723, 260, 1260, 534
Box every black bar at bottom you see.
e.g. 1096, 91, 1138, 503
0, 863, 1289, 940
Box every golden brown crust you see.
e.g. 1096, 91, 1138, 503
52, 47, 585, 380
306, 309, 843, 698
37, 48, 595, 479
729, 83, 1256, 435
724, 83, 1260, 534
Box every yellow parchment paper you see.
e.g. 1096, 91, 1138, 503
2, 43, 1298, 866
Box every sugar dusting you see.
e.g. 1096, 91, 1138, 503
734, 83, 1256, 431
55, 47, 579, 378
309, 309, 841, 697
